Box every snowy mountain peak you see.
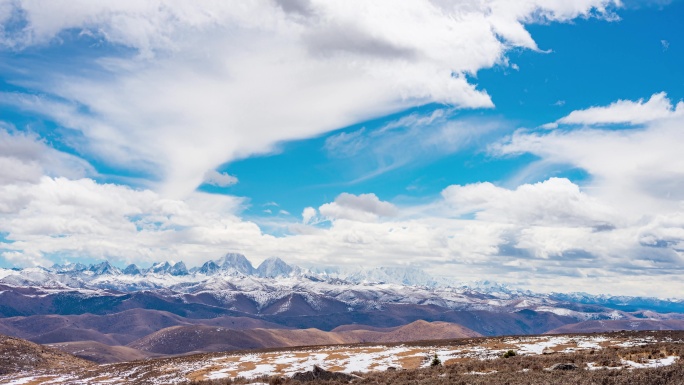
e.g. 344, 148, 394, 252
198, 260, 220, 275
463, 280, 513, 293
215, 253, 255, 275
149, 261, 173, 275
51, 262, 87, 273
344, 266, 439, 287
123, 264, 141, 275
89, 261, 121, 276
169, 261, 189, 276
256, 257, 297, 278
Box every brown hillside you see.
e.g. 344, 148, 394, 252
375, 319, 481, 342
128, 325, 268, 354
0, 333, 93, 375
128, 320, 481, 355
331, 324, 398, 332
0, 308, 287, 345
48, 340, 156, 364
127, 325, 348, 355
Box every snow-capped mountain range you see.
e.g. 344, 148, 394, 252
1, 253, 683, 319
0, 253, 446, 291
0, 252, 683, 354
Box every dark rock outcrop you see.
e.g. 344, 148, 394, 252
291, 365, 360, 382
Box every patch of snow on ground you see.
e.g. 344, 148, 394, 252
615, 337, 655, 347
280, 353, 329, 375
344, 352, 385, 372
420, 349, 465, 367
586, 362, 622, 371
343, 346, 408, 372
5, 377, 39, 385
516, 336, 571, 355
206, 368, 232, 380
452, 345, 505, 360
576, 336, 608, 349
239, 364, 276, 378
622, 356, 679, 369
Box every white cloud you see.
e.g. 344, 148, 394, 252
637, 211, 684, 250
497, 101, 684, 219
324, 128, 368, 158
324, 110, 506, 182
0, 125, 94, 185
302, 207, 317, 224
0, 175, 261, 267
319, 193, 397, 222
7, 1, 682, 296
0, 0, 618, 197
661, 39, 669, 50
202, 170, 238, 187
2, 169, 683, 296
474, 94, 684, 294
442, 178, 616, 228
549, 92, 684, 127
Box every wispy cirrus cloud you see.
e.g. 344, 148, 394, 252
324, 109, 506, 182
543, 92, 683, 128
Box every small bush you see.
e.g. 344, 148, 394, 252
430, 353, 442, 367
503, 350, 517, 358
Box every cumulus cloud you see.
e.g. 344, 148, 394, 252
637, 212, 684, 249
319, 193, 397, 222
497, 96, 684, 218
0, 0, 618, 197
475, 94, 684, 293
544, 92, 683, 128
202, 170, 238, 187
437, 178, 631, 264
2, 169, 683, 296
0, 176, 259, 267
442, 178, 616, 228
302, 207, 317, 224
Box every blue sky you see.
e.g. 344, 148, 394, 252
218, 1, 683, 222
0, 0, 683, 296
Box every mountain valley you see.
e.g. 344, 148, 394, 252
0, 253, 683, 364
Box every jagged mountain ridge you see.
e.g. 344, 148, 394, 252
12, 253, 456, 290
1, 253, 683, 318
49, 253, 295, 279
1, 252, 683, 346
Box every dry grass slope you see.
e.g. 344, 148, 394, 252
191, 339, 684, 385
0, 333, 94, 375
3, 330, 684, 384
127, 320, 481, 355
48, 340, 156, 363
